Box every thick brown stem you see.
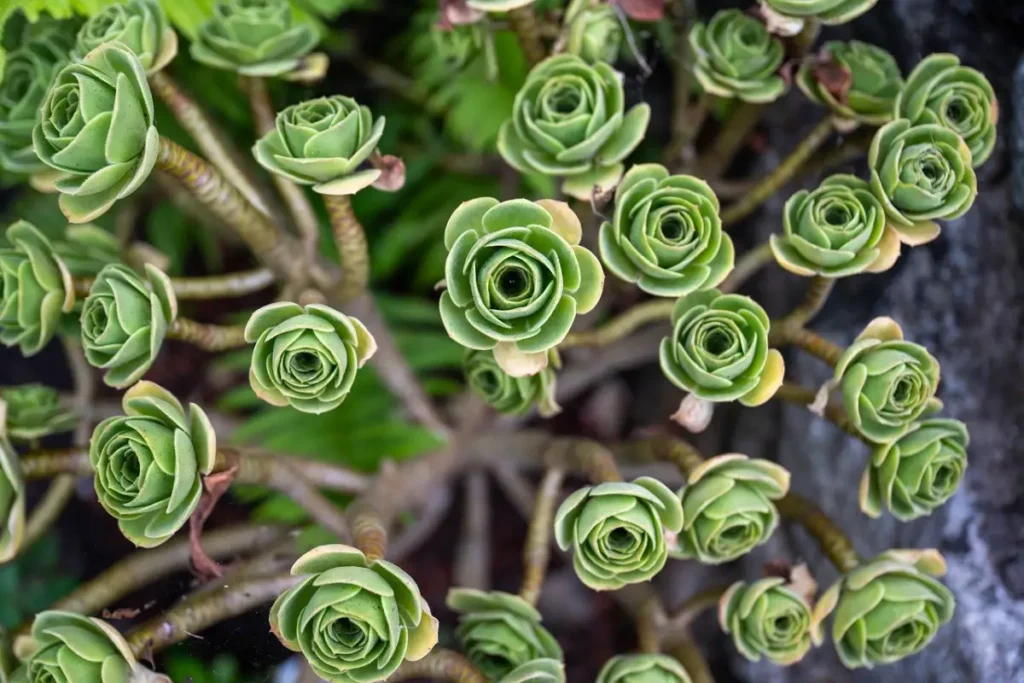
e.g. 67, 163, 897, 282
697, 102, 765, 177
454, 472, 491, 590
348, 498, 389, 562
519, 467, 564, 606
561, 300, 674, 349
632, 436, 705, 478
775, 326, 845, 367
508, 6, 546, 67
389, 650, 487, 683
323, 195, 371, 303
781, 275, 835, 330
669, 639, 715, 683
544, 439, 622, 484
636, 597, 662, 654
777, 492, 861, 572
167, 317, 248, 351
774, 382, 860, 439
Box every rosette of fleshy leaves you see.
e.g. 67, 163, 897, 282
73, 0, 178, 74
89, 381, 215, 548
190, 0, 319, 77
719, 577, 816, 665
895, 53, 998, 167
0, 221, 75, 357
500, 659, 565, 683
497, 55, 651, 200
810, 549, 955, 669
759, 0, 879, 26
660, 289, 784, 406
32, 43, 159, 224
0, 384, 76, 442
269, 544, 438, 683
860, 418, 968, 522
771, 174, 899, 278
595, 654, 692, 683
253, 96, 385, 195
833, 317, 941, 444
867, 119, 977, 246
464, 349, 560, 417
439, 198, 604, 376
672, 454, 789, 564
0, 406, 25, 563
796, 41, 903, 126
689, 10, 787, 104
446, 589, 563, 681
10, 611, 168, 683
600, 164, 734, 297
564, 0, 622, 65
245, 302, 377, 415
554, 476, 683, 590
80, 264, 177, 389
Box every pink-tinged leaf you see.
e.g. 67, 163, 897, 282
370, 152, 406, 192
188, 454, 240, 580
612, 0, 666, 21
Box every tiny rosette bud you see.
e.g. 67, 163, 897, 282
464, 349, 560, 417
834, 317, 941, 444
595, 654, 692, 683
73, 0, 177, 74
719, 578, 814, 665
660, 289, 784, 406
0, 384, 76, 442
269, 545, 438, 683
673, 454, 789, 564
446, 589, 563, 680
466, 0, 536, 11
600, 164, 734, 297
498, 55, 650, 200
0, 425, 25, 563
89, 381, 215, 548
554, 477, 683, 590
810, 549, 954, 669
689, 10, 787, 104
245, 303, 377, 415
565, 2, 623, 65
253, 96, 385, 195
797, 41, 903, 125
760, 0, 878, 25
861, 419, 968, 521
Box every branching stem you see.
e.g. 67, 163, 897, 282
776, 492, 861, 572
774, 382, 860, 439
167, 318, 248, 351
697, 102, 765, 177
73, 269, 275, 300
519, 467, 564, 606
561, 300, 673, 349
324, 195, 371, 303
389, 650, 487, 683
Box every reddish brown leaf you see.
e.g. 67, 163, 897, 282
612, 0, 666, 21
813, 56, 853, 104
188, 455, 240, 580
371, 152, 407, 192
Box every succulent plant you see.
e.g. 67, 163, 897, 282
719, 577, 815, 665
771, 174, 898, 278
565, 1, 622, 64
834, 317, 941, 444
80, 264, 176, 389
599, 164, 733, 297
861, 418, 968, 521
466, 0, 536, 11
51, 225, 122, 278
0, 384, 76, 442
497, 55, 651, 200
89, 381, 215, 548
269, 544, 438, 683
32, 42, 159, 224
245, 302, 377, 415
0, 221, 75, 357
867, 119, 977, 244
554, 476, 683, 590
595, 655, 692, 683
190, 0, 319, 77
660, 289, 784, 406
439, 198, 604, 374
689, 10, 787, 104
446, 589, 563, 680
253, 96, 385, 195
810, 549, 955, 669
0, 418, 24, 563
464, 349, 560, 417
500, 659, 565, 683
895, 53, 998, 168
760, 0, 879, 25
672, 454, 789, 564
796, 41, 903, 126
73, 0, 177, 74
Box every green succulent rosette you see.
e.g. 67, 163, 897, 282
771, 174, 899, 278
0, 384, 76, 442
760, 0, 878, 25
834, 317, 941, 444
466, 0, 535, 11
797, 41, 903, 126
895, 53, 998, 168
269, 544, 438, 683
253, 96, 385, 195
810, 549, 955, 669
689, 10, 787, 104
867, 119, 977, 244
672, 454, 789, 564
464, 349, 560, 417
439, 198, 604, 373
190, 0, 318, 77
565, 1, 622, 65
719, 577, 815, 665
89, 381, 215, 548
659, 289, 784, 406
10, 611, 167, 683
73, 0, 178, 74
0, 221, 75, 357
498, 55, 651, 200
245, 302, 377, 415
81, 264, 177, 389
600, 164, 734, 297
446, 589, 563, 680
595, 654, 692, 683
860, 418, 968, 522
32, 42, 159, 224
554, 476, 683, 590
0, 412, 25, 563
499, 659, 564, 683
